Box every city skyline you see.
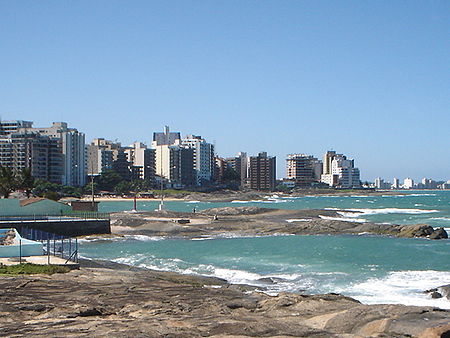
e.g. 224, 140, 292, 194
1, 1, 449, 180
1, 118, 447, 184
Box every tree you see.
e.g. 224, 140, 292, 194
96, 170, 123, 191
18, 168, 35, 198
114, 181, 132, 194
0, 166, 17, 198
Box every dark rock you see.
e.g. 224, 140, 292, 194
438, 284, 450, 300
431, 291, 443, 299
429, 227, 449, 240
18, 304, 48, 312
77, 307, 103, 317
225, 299, 257, 310
257, 277, 284, 284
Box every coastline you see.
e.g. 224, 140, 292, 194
105, 207, 448, 240
81, 189, 409, 203
1, 258, 449, 337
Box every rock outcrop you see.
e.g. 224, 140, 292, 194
0, 261, 449, 337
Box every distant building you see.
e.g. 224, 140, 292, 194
418, 178, 438, 189
0, 120, 33, 136
234, 152, 249, 187
248, 152, 276, 191
153, 126, 181, 146
86, 138, 116, 176
320, 151, 360, 188
124, 142, 156, 183
403, 178, 414, 189
0, 132, 63, 184
286, 154, 322, 187
375, 177, 390, 189
392, 178, 400, 189
181, 135, 214, 186
19, 122, 86, 187
153, 143, 195, 188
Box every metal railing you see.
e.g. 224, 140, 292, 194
18, 226, 78, 264
0, 211, 110, 222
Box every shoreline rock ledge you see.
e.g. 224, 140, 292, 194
0, 260, 449, 337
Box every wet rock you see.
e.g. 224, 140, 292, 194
430, 291, 443, 299
429, 227, 449, 240
438, 284, 450, 300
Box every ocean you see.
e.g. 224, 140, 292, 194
80, 190, 450, 309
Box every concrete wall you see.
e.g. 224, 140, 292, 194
0, 228, 43, 257
0, 220, 111, 237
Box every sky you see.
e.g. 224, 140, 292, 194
0, 0, 449, 181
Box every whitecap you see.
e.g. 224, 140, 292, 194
339, 208, 439, 216
286, 219, 310, 223
319, 215, 366, 223
339, 270, 450, 309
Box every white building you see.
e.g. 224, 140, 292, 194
392, 178, 400, 189
321, 153, 360, 188
403, 178, 414, 189
181, 135, 214, 186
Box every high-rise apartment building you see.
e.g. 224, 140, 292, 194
0, 120, 33, 136
19, 122, 86, 186
403, 178, 414, 189
153, 126, 181, 146
0, 132, 62, 183
153, 143, 195, 188
286, 154, 322, 187
181, 135, 214, 186
320, 151, 360, 188
124, 142, 156, 183
248, 152, 276, 191
392, 178, 400, 189
86, 138, 115, 176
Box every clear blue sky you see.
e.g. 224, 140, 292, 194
1, 1, 449, 181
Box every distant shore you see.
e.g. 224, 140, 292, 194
82, 189, 407, 203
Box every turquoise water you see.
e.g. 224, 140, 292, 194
80, 234, 450, 308
80, 190, 450, 308
99, 190, 450, 229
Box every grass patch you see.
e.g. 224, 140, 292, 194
0, 263, 70, 275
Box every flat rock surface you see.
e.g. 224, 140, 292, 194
0, 261, 448, 337
109, 207, 448, 240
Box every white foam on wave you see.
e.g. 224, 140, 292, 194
231, 200, 263, 203
319, 215, 367, 223
124, 234, 165, 241
286, 219, 310, 223
431, 217, 450, 221
335, 208, 439, 217
185, 200, 201, 203
340, 270, 450, 309
213, 268, 263, 284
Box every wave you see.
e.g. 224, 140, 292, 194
79, 234, 165, 243
331, 208, 439, 217
339, 270, 450, 309
319, 215, 366, 223
286, 219, 310, 223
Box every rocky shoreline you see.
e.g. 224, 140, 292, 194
108, 206, 448, 240
1, 259, 449, 337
